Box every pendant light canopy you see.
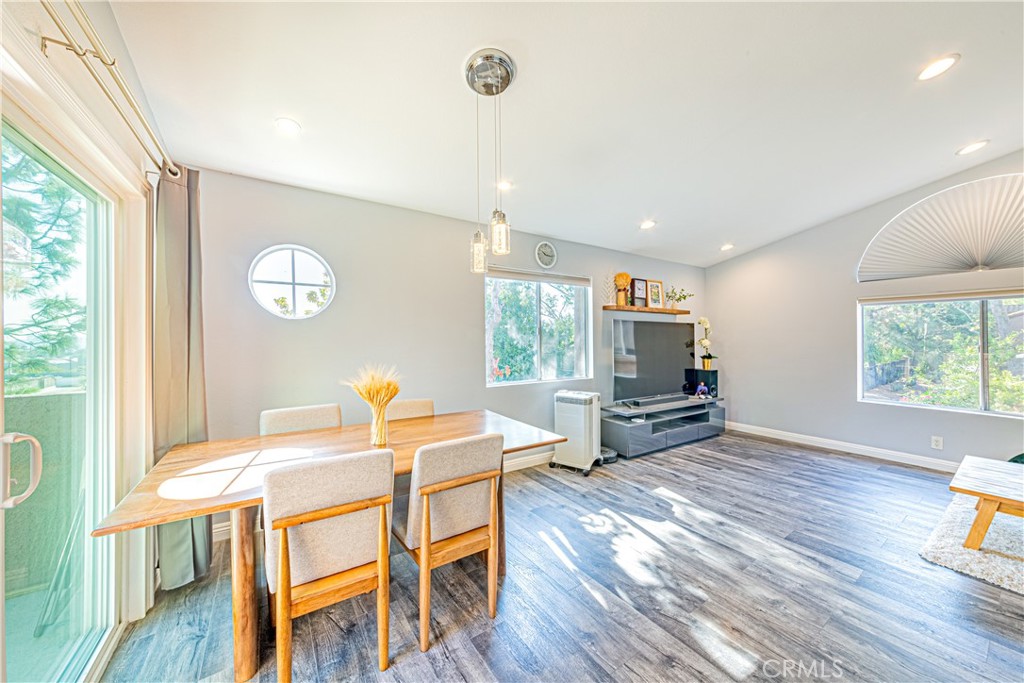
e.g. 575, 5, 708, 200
467, 48, 516, 268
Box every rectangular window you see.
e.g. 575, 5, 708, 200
485, 270, 591, 385
860, 294, 1023, 416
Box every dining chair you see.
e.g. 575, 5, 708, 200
391, 433, 503, 651
387, 398, 435, 421
259, 403, 342, 436
263, 449, 394, 679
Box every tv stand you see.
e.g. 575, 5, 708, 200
602, 396, 725, 458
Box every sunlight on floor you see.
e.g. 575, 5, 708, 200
537, 529, 608, 609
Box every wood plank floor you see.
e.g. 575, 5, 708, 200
103, 434, 1024, 682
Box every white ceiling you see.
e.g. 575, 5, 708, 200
110, 1, 1023, 267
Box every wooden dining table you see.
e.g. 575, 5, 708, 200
92, 409, 566, 681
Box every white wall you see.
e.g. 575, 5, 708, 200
707, 151, 1024, 465
198, 169, 706, 450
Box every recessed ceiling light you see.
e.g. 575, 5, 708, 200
955, 139, 989, 156
274, 117, 302, 135
720, 243, 734, 252
639, 220, 657, 231
497, 180, 513, 192
917, 53, 960, 81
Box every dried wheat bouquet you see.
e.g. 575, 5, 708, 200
346, 364, 401, 410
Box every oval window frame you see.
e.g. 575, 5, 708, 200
247, 243, 336, 319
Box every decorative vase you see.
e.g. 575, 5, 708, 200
346, 364, 400, 448
371, 406, 389, 447
668, 301, 677, 309
702, 358, 713, 371
616, 290, 627, 306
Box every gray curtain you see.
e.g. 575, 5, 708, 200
153, 164, 211, 589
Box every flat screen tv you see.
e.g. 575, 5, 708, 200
613, 320, 693, 402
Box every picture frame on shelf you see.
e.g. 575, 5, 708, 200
630, 278, 647, 307
647, 280, 664, 307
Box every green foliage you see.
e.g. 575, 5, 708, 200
664, 286, 693, 303
485, 278, 587, 384
273, 296, 293, 317
486, 279, 538, 382
862, 298, 1023, 414
301, 274, 332, 317
540, 283, 581, 379
2, 132, 88, 394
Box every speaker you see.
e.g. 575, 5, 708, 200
684, 369, 718, 396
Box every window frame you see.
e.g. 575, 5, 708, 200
484, 269, 594, 387
856, 288, 1023, 418
2, 118, 118, 681
247, 243, 336, 320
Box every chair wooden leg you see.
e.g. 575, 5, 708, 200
419, 494, 432, 652
277, 528, 293, 683
377, 505, 390, 671
267, 586, 276, 629
488, 477, 499, 618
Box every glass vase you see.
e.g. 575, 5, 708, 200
371, 406, 388, 447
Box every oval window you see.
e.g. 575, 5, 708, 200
248, 244, 335, 319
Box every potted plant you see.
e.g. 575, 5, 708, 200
664, 286, 693, 309
694, 317, 717, 370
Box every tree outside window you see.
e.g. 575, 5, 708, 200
485, 276, 590, 385
2, 131, 89, 395
861, 296, 1023, 415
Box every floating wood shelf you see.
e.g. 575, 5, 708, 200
602, 305, 690, 315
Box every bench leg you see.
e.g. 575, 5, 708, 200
964, 498, 999, 550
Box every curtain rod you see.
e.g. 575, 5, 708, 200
38, 0, 180, 177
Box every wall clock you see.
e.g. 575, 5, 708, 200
535, 241, 558, 269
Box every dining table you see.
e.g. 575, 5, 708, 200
92, 409, 566, 681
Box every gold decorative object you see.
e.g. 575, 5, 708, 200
702, 358, 713, 371
614, 272, 631, 306
346, 365, 400, 447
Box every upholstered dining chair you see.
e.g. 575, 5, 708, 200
391, 433, 504, 652
263, 449, 394, 679
387, 398, 435, 421
259, 403, 342, 436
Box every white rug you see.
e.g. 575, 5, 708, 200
920, 494, 1024, 594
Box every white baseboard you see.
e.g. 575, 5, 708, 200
504, 449, 554, 472
213, 520, 231, 544
209, 449, 556, 544
725, 421, 959, 473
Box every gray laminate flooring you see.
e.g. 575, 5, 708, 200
102, 433, 1024, 682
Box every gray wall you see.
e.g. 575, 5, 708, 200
706, 151, 1024, 464
198, 169, 706, 450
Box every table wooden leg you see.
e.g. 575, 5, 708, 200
230, 507, 259, 682
498, 466, 506, 577
964, 498, 999, 550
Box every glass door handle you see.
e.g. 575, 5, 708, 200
1, 432, 43, 508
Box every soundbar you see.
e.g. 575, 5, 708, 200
628, 392, 688, 407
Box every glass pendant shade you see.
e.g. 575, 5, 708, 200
470, 229, 488, 273
490, 209, 511, 256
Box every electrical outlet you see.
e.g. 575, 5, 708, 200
931, 436, 944, 450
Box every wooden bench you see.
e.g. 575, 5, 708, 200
949, 456, 1024, 550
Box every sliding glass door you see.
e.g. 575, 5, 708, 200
1, 124, 115, 681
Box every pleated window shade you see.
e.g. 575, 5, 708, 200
857, 173, 1023, 283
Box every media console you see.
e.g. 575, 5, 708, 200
601, 394, 725, 458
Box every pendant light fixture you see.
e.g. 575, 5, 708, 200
466, 49, 516, 263
470, 92, 488, 273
